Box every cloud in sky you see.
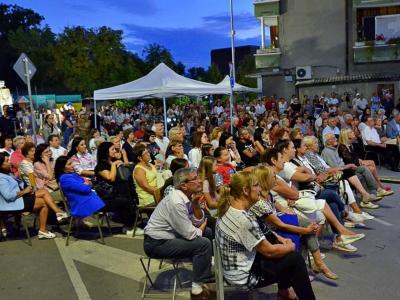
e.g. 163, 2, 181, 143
94, 0, 158, 16
123, 12, 266, 68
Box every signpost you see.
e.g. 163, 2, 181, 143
13, 53, 37, 143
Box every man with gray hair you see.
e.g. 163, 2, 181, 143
143, 168, 213, 299
342, 114, 353, 129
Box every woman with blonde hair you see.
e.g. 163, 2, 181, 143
250, 165, 338, 280
198, 156, 218, 211
209, 127, 223, 150
215, 170, 316, 300
338, 128, 391, 194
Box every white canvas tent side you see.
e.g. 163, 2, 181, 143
93, 63, 229, 135
216, 75, 261, 93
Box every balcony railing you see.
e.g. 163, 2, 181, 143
254, 48, 281, 69
353, 43, 400, 63
254, 0, 280, 17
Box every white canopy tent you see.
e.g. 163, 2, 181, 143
93, 63, 260, 135
216, 75, 261, 93
94, 63, 231, 135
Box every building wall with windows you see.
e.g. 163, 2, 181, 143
253, 0, 400, 102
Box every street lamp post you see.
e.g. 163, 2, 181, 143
229, 0, 236, 134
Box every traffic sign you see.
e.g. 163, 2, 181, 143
13, 53, 36, 84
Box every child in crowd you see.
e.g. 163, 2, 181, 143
214, 147, 236, 185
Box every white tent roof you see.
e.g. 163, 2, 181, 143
216, 75, 261, 93
94, 63, 228, 100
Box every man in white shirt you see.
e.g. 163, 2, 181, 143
49, 134, 67, 162
353, 93, 368, 115
255, 100, 266, 116
322, 116, 340, 142
144, 168, 212, 298
362, 117, 400, 171
315, 111, 329, 132
152, 121, 169, 160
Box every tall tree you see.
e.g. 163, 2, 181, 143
0, 4, 44, 91
187, 67, 206, 80
142, 43, 176, 71
205, 63, 223, 83
236, 54, 257, 88
52, 26, 143, 96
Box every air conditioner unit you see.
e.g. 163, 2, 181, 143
296, 66, 312, 80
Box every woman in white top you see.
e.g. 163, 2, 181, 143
188, 132, 209, 168
209, 127, 223, 150
165, 140, 190, 168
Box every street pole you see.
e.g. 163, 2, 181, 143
229, 0, 236, 134
23, 57, 37, 144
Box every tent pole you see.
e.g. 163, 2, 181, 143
94, 99, 97, 129
163, 97, 168, 137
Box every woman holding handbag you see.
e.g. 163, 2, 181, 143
94, 142, 136, 235
250, 165, 338, 280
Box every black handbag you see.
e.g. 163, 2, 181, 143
92, 178, 114, 199
117, 164, 133, 182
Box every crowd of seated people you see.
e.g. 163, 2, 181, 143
0, 94, 399, 299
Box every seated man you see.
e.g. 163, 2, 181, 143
237, 128, 259, 167
362, 116, 400, 172
386, 110, 400, 139
143, 168, 213, 299
322, 116, 340, 141
49, 134, 67, 163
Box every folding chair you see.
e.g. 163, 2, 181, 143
0, 212, 37, 246
133, 206, 155, 236
139, 256, 191, 300
362, 143, 381, 167
61, 188, 112, 246
213, 240, 258, 300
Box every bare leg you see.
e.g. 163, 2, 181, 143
348, 175, 370, 197
36, 189, 63, 214
323, 203, 355, 236
350, 202, 362, 214
33, 197, 49, 232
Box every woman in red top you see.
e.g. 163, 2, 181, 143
214, 147, 236, 185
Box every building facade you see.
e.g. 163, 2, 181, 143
253, 0, 400, 103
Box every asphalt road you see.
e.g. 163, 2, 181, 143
0, 169, 399, 300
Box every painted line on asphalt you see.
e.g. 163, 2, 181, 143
54, 238, 92, 300
371, 218, 393, 226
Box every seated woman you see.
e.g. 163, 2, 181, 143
121, 129, 136, 163
55, 156, 105, 218
253, 127, 270, 154
18, 142, 68, 222
165, 140, 190, 169
188, 131, 209, 168
33, 143, 59, 192
338, 129, 392, 196
68, 137, 96, 178
0, 152, 56, 239
133, 143, 158, 207
218, 132, 241, 168
10, 136, 25, 177
250, 165, 337, 280
94, 142, 136, 235
198, 156, 219, 212
304, 135, 381, 209
109, 135, 123, 160
0, 135, 14, 156
262, 148, 365, 253
142, 130, 161, 163
215, 169, 316, 300
160, 157, 189, 198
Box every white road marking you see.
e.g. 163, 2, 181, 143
371, 218, 393, 226
54, 238, 92, 300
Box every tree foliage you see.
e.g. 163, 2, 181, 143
0, 3, 257, 98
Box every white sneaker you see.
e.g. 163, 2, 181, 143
38, 230, 56, 239
341, 233, 365, 245
347, 211, 365, 223
377, 189, 394, 197
56, 212, 69, 222
332, 241, 358, 253
123, 227, 144, 237
360, 202, 379, 209
361, 212, 375, 220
